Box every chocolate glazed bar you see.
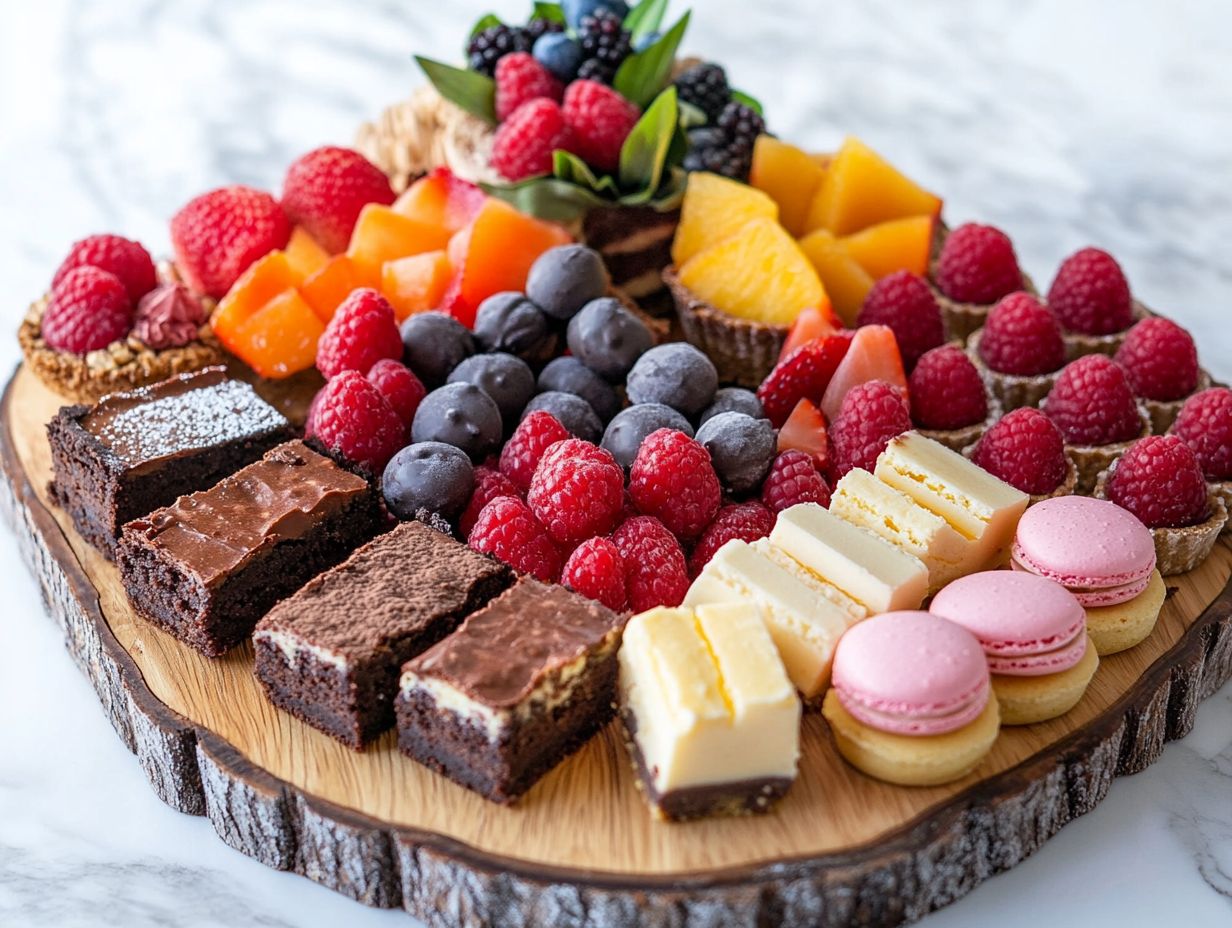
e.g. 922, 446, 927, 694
396, 577, 626, 804
253, 522, 512, 749
47, 367, 294, 558
117, 440, 382, 657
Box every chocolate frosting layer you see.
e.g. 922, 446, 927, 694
409, 578, 623, 709
124, 441, 368, 588
83, 367, 290, 470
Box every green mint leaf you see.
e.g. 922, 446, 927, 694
623, 0, 670, 38
468, 13, 503, 41
618, 87, 679, 192
553, 150, 621, 196
531, 2, 567, 24
731, 89, 764, 116
678, 99, 707, 129
415, 56, 497, 124
613, 11, 690, 109
484, 176, 611, 222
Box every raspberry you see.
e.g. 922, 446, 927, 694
499, 410, 572, 492
756, 332, 854, 427
527, 439, 625, 546
468, 496, 562, 582
1047, 247, 1133, 336
611, 516, 689, 612
281, 146, 396, 254
1113, 317, 1199, 402
971, 408, 1068, 496
308, 370, 406, 473
495, 52, 564, 123
52, 234, 156, 304
1171, 388, 1232, 480
366, 359, 426, 427
689, 502, 776, 576
761, 450, 832, 514
316, 288, 403, 379
935, 223, 1022, 305
628, 429, 721, 541
829, 380, 912, 479
562, 537, 627, 612
41, 267, 133, 354
977, 292, 1065, 376
170, 185, 291, 299
562, 80, 641, 173
1043, 355, 1143, 447
491, 98, 573, 181
909, 345, 988, 430
856, 271, 945, 370
1107, 435, 1209, 529
459, 465, 521, 539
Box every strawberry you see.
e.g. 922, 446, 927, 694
776, 397, 829, 472
170, 185, 291, 299
281, 146, 396, 254
756, 331, 854, 428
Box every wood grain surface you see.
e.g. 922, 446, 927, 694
4, 361, 1231, 927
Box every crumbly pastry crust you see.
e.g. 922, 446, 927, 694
1057, 404, 1151, 495
960, 445, 1078, 507
1093, 474, 1229, 576
926, 272, 1040, 345
1061, 299, 1152, 360
1085, 569, 1165, 655
920, 392, 1001, 453
1143, 368, 1212, 435
966, 327, 1059, 412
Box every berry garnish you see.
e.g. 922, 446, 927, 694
1047, 246, 1133, 336
366, 359, 426, 427
499, 410, 572, 492
522, 392, 603, 443
170, 185, 290, 299
281, 147, 395, 254
625, 343, 719, 419
829, 380, 912, 478
41, 267, 133, 354
977, 291, 1065, 376
316, 288, 403, 379
1171, 388, 1232, 480
909, 345, 988, 430
447, 353, 536, 427
562, 80, 640, 173
533, 32, 583, 83
1107, 435, 1209, 529
459, 465, 521, 539
689, 502, 776, 577
491, 98, 572, 182
970, 407, 1068, 496
473, 292, 552, 359
776, 398, 829, 472
382, 441, 474, 521
537, 357, 621, 423
466, 23, 532, 77
468, 496, 562, 582
699, 387, 764, 425
695, 412, 777, 494
628, 428, 721, 541
1113, 316, 1199, 401
309, 370, 406, 473
565, 296, 653, 382
856, 271, 945, 370
526, 244, 610, 321
683, 102, 765, 181
410, 382, 503, 462
400, 311, 475, 386
610, 515, 689, 612
527, 439, 625, 546
600, 404, 693, 470
1043, 355, 1143, 447
673, 62, 732, 122
575, 9, 633, 85
935, 222, 1022, 305
561, 537, 628, 612
495, 52, 564, 123
53, 234, 157, 304
761, 450, 831, 514
756, 332, 854, 428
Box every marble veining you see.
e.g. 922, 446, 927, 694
1, 1, 1231, 926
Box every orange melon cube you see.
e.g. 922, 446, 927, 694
671, 172, 779, 267
820, 324, 907, 422
212, 252, 302, 342
392, 167, 488, 233
749, 136, 827, 237
798, 230, 876, 327
804, 137, 942, 236
346, 204, 453, 282
299, 254, 377, 323
382, 250, 453, 321
285, 226, 331, 278
228, 290, 325, 380
840, 215, 935, 280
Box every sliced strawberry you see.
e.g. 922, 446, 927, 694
779, 306, 841, 363
819, 323, 907, 422
777, 397, 830, 472
756, 331, 854, 427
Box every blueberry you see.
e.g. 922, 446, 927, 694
472, 292, 553, 359
566, 297, 653, 382
699, 387, 765, 425
410, 382, 502, 461
522, 391, 603, 443
382, 442, 474, 521
533, 32, 583, 82
633, 30, 661, 52
400, 312, 474, 386
695, 412, 777, 494
447, 352, 535, 429
527, 244, 610, 321
601, 403, 694, 470
537, 356, 621, 423
563, 0, 629, 29
625, 343, 718, 418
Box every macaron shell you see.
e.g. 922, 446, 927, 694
1012, 496, 1155, 589
929, 571, 1087, 658
838, 678, 991, 735
1012, 558, 1150, 607
987, 629, 1087, 676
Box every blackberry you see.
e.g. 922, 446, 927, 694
576, 58, 616, 84
717, 101, 766, 147
525, 17, 565, 44
577, 10, 631, 84
673, 63, 731, 121
466, 24, 530, 77
682, 102, 766, 181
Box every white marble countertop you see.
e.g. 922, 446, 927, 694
1, 1, 1230, 925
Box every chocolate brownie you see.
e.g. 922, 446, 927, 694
253, 522, 512, 749
395, 577, 626, 804
117, 440, 382, 657
47, 367, 294, 558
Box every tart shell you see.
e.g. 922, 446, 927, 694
966, 328, 1060, 412
1093, 476, 1228, 576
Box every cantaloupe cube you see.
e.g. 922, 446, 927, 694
213, 252, 301, 341
382, 250, 453, 321
671, 172, 778, 267
346, 204, 453, 282
840, 215, 934, 279
678, 218, 826, 326
750, 137, 828, 237
804, 137, 942, 236
798, 230, 876, 326
300, 254, 377, 323
284, 226, 330, 278
392, 167, 487, 233
226, 289, 325, 379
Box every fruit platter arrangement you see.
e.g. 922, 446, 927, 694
4, 2, 1231, 927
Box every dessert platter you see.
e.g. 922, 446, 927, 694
5, 2, 1232, 926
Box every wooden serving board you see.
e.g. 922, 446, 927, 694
4, 361, 1232, 928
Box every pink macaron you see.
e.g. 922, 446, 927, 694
831, 611, 991, 736
930, 571, 1088, 676
1011, 496, 1155, 608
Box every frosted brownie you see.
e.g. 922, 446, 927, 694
117, 441, 381, 657
254, 522, 512, 749
47, 367, 293, 558
395, 577, 625, 803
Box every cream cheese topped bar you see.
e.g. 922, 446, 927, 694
619, 604, 800, 821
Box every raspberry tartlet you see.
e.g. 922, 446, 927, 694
1095, 435, 1228, 575
1170, 387, 1232, 536
965, 407, 1078, 504
1112, 316, 1210, 433
928, 222, 1037, 342
967, 292, 1066, 411
909, 344, 998, 452
1047, 246, 1150, 359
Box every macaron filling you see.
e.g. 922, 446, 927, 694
835, 677, 991, 736
985, 627, 1087, 676
1012, 556, 1151, 607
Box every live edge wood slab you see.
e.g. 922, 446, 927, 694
3, 361, 1232, 928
